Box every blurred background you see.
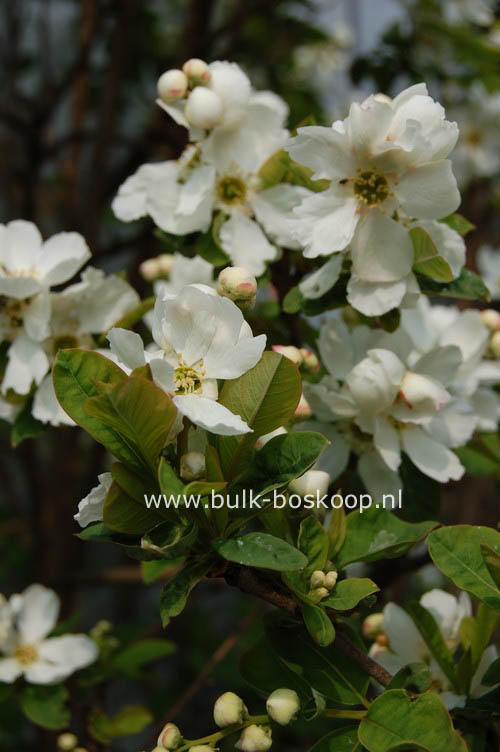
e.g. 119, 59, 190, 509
1, 0, 499, 749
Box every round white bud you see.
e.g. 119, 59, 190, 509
289, 469, 331, 498
309, 586, 329, 601
139, 257, 161, 281
157, 254, 175, 275
157, 69, 188, 104
180, 451, 206, 481
185, 87, 223, 129
481, 309, 500, 330
266, 688, 300, 726
490, 330, 500, 358
299, 348, 320, 372
183, 58, 211, 86
157, 722, 183, 749
310, 570, 326, 589
218, 266, 257, 310
272, 345, 304, 366
324, 570, 338, 590
235, 725, 272, 752
213, 691, 248, 727
362, 612, 385, 640
57, 734, 78, 751
294, 393, 312, 419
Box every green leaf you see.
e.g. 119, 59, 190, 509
85, 375, 176, 474
388, 663, 433, 694
298, 515, 329, 579
322, 578, 379, 611
77, 522, 159, 560
215, 352, 302, 480
112, 639, 176, 678
482, 656, 500, 686
20, 684, 70, 730
10, 400, 45, 447
418, 267, 490, 302
160, 558, 211, 627
158, 457, 185, 497
309, 728, 359, 752
302, 603, 336, 646
141, 521, 198, 559
440, 213, 475, 236
404, 602, 459, 692
141, 559, 179, 584
335, 508, 437, 568
88, 705, 153, 743
103, 479, 165, 536
213, 532, 307, 571
282, 286, 304, 314
327, 506, 347, 558
410, 227, 454, 282
456, 432, 500, 478
427, 525, 500, 610
357, 690, 468, 752
258, 148, 329, 192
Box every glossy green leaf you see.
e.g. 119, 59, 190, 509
215, 352, 302, 480
20, 684, 70, 730
322, 578, 379, 611
77, 522, 159, 560
411, 227, 454, 282
298, 515, 329, 579
103, 477, 165, 536
160, 558, 211, 627
440, 213, 475, 236
302, 603, 336, 646
213, 532, 307, 571
309, 728, 359, 752
141, 521, 198, 559
427, 525, 500, 610
327, 506, 347, 558
10, 400, 45, 447
418, 267, 490, 301
388, 663, 433, 694
335, 508, 437, 568
358, 690, 468, 752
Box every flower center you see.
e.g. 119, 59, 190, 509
174, 358, 205, 394
0, 296, 29, 338
216, 176, 247, 206
353, 170, 390, 207
14, 643, 38, 666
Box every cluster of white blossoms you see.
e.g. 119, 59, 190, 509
365, 588, 499, 710
300, 299, 500, 498
0, 220, 139, 426
0, 584, 97, 684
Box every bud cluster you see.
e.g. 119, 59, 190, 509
308, 564, 338, 601
57, 733, 86, 752
139, 254, 175, 282
157, 58, 229, 130
479, 310, 500, 358
271, 345, 320, 373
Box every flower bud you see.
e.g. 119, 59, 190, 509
272, 345, 303, 366
158, 254, 175, 275
217, 267, 257, 311
189, 747, 215, 752
491, 330, 500, 358
157, 69, 188, 104
324, 570, 338, 590
310, 570, 326, 589
213, 691, 248, 727
255, 427, 287, 449
57, 734, 78, 751
480, 309, 500, 331
180, 451, 206, 481
399, 371, 449, 411
183, 58, 211, 86
299, 348, 320, 372
266, 688, 300, 726
289, 470, 330, 498
376, 632, 389, 647
139, 257, 161, 281
309, 587, 329, 601
185, 87, 223, 129
294, 393, 311, 419
235, 725, 272, 751
157, 722, 183, 749
362, 612, 385, 640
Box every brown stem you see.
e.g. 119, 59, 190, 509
224, 564, 393, 688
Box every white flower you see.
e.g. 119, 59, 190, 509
75, 472, 113, 528
443, 0, 496, 27
107, 285, 266, 435
477, 245, 500, 301
371, 589, 498, 709
153, 253, 215, 298
0, 584, 97, 684
213, 691, 248, 727
0, 221, 90, 396
289, 469, 331, 497
266, 688, 300, 725
287, 84, 461, 314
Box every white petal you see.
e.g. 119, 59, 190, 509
0, 657, 23, 683
346, 99, 393, 153
65, 267, 140, 333
0, 276, 41, 298
299, 255, 342, 299
173, 394, 251, 435
415, 220, 465, 278
413, 345, 462, 384
293, 186, 358, 258
149, 357, 176, 393
36, 634, 98, 680
357, 450, 402, 501
252, 184, 310, 248
36, 232, 90, 286
17, 584, 59, 644
3, 336, 50, 395
396, 161, 460, 220
219, 214, 277, 276
347, 275, 409, 316
420, 589, 461, 640
23, 289, 51, 341
286, 126, 355, 180
351, 212, 413, 283
204, 332, 266, 380
74, 472, 112, 528
383, 602, 427, 664
112, 162, 165, 221
33, 375, 75, 427
470, 645, 499, 697
2, 220, 43, 271
401, 425, 464, 482
107, 328, 146, 370
374, 416, 401, 471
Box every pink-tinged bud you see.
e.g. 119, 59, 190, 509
235, 725, 272, 751
185, 87, 223, 129
272, 345, 303, 366
324, 570, 337, 590
491, 330, 500, 358
362, 612, 385, 640
183, 58, 211, 86
57, 734, 78, 751
157, 69, 188, 104
289, 470, 330, 498
299, 348, 320, 372
218, 266, 257, 310
480, 309, 500, 331
294, 393, 311, 419
266, 688, 300, 726
180, 451, 205, 481
139, 257, 161, 281
213, 692, 248, 727
157, 723, 183, 749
